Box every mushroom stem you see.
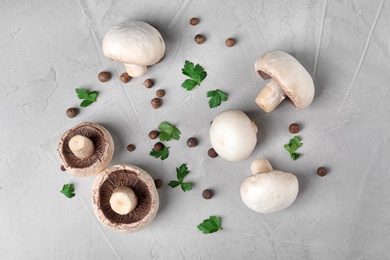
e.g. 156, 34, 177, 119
251, 159, 273, 175
68, 135, 95, 159
109, 186, 138, 215
255, 79, 286, 113
124, 63, 147, 77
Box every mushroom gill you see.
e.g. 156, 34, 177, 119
98, 170, 152, 224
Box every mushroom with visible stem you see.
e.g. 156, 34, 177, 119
240, 159, 299, 213
58, 122, 114, 177
254, 51, 315, 113
92, 164, 159, 232
102, 21, 165, 77
209, 110, 258, 161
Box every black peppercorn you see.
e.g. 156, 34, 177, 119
208, 148, 218, 158
202, 189, 213, 199
187, 138, 198, 148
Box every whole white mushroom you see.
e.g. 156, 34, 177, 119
210, 110, 258, 162
102, 20, 165, 77
240, 159, 299, 213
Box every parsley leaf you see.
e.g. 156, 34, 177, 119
284, 136, 302, 161
76, 88, 98, 107
207, 89, 228, 108
150, 145, 170, 160
60, 184, 75, 198
168, 163, 192, 192
197, 216, 222, 234
181, 60, 207, 90
158, 122, 181, 141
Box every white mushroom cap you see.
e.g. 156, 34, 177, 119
102, 20, 165, 77
92, 164, 159, 233
240, 159, 299, 213
254, 51, 315, 112
210, 110, 258, 162
58, 122, 114, 177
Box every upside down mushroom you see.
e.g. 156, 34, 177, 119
254, 51, 315, 113
240, 159, 299, 213
102, 20, 165, 77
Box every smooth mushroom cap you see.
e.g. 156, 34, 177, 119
240, 170, 299, 213
255, 51, 315, 110
92, 164, 159, 233
102, 20, 165, 76
210, 110, 258, 162
58, 122, 114, 177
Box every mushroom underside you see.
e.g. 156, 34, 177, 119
61, 125, 107, 168
98, 170, 151, 224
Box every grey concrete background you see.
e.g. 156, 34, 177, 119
1, 0, 390, 259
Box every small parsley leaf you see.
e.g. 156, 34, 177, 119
197, 216, 222, 234
60, 184, 75, 198
181, 60, 207, 90
284, 136, 302, 161
207, 89, 228, 108
76, 88, 98, 107
150, 145, 170, 160
168, 163, 192, 192
158, 122, 181, 141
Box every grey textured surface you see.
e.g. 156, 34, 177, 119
1, 0, 390, 259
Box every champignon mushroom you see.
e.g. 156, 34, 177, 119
254, 51, 315, 113
240, 159, 299, 213
58, 122, 114, 177
102, 20, 165, 77
92, 164, 159, 232
210, 110, 258, 161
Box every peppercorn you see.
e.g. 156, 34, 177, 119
194, 34, 205, 44
202, 189, 213, 199
208, 148, 218, 158
225, 38, 236, 47
66, 108, 79, 118
190, 17, 199, 26
151, 98, 162, 109
149, 130, 159, 139
154, 142, 163, 152
187, 138, 198, 148
289, 123, 300, 134
120, 73, 131, 83
143, 79, 154, 88
98, 71, 111, 82
156, 89, 165, 97
127, 144, 136, 152
317, 167, 328, 177
60, 165, 66, 171
154, 179, 162, 189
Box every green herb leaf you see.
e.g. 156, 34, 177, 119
75, 88, 98, 107
207, 89, 228, 108
150, 145, 170, 160
197, 216, 222, 234
176, 163, 189, 182
169, 163, 192, 192
181, 60, 207, 90
60, 184, 75, 198
181, 182, 192, 192
284, 136, 302, 161
158, 122, 181, 141
168, 180, 181, 188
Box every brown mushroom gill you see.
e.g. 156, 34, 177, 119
99, 170, 151, 224
61, 125, 107, 168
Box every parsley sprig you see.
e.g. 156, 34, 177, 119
159, 122, 181, 141
207, 89, 228, 108
60, 184, 75, 198
76, 88, 98, 107
197, 216, 222, 234
168, 163, 192, 192
150, 145, 170, 160
284, 136, 302, 160
181, 60, 207, 91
